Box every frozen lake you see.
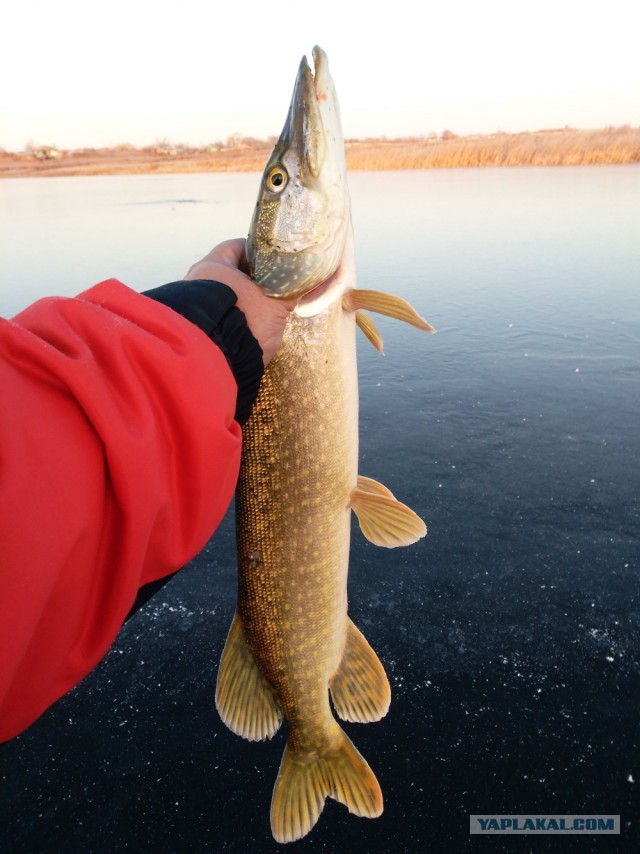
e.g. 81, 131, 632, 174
1, 166, 639, 850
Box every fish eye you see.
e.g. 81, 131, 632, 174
265, 165, 288, 193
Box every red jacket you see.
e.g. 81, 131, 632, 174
0, 280, 243, 741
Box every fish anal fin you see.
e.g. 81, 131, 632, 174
330, 619, 391, 723
270, 730, 382, 843
215, 612, 283, 741
346, 289, 435, 333
355, 310, 384, 354
351, 481, 427, 548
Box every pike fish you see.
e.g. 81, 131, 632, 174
215, 46, 434, 843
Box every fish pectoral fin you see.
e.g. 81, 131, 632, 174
351, 477, 427, 548
215, 612, 283, 741
355, 310, 385, 354
271, 731, 382, 843
345, 289, 435, 332
330, 619, 391, 723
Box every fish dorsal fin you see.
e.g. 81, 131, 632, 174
270, 728, 382, 844
345, 289, 435, 332
330, 619, 391, 722
215, 612, 283, 741
351, 475, 427, 547
355, 310, 385, 354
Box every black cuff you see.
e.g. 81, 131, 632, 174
142, 279, 264, 425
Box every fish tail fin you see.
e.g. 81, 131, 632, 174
271, 730, 383, 843
270, 742, 327, 844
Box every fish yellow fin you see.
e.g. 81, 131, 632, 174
215, 612, 283, 741
355, 310, 385, 354
357, 474, 395, 499
330, 619, 391, 722
345, 289, 435, 333
351, 477, 427, 547
270, 730, 383, 844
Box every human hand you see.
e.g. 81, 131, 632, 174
184, 239, 296, 366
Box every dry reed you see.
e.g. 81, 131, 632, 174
344, 126, 640, 170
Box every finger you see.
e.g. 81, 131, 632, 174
209, 238, 246, 267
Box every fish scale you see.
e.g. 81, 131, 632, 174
237, 300, 356, 753
215, 46, 434, 843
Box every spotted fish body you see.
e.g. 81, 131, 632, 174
215, 47, 434, 843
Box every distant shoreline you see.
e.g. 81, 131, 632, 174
1, 127, 638, 179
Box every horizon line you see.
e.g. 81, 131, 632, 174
2, 124, 638, 155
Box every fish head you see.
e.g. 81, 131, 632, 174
246, 46, 350, 301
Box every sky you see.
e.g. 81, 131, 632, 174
1, 0, 638, 152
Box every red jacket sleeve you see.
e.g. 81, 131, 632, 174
0, 279, 242, 741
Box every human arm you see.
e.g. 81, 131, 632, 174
0, 241, 293, 741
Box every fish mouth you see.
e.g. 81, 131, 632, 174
285, 47, 327, 181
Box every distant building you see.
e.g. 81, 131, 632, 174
32, 147, 63, 160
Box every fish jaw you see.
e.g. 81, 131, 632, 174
295, 222, 355, 318
246, 47, 349, 299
